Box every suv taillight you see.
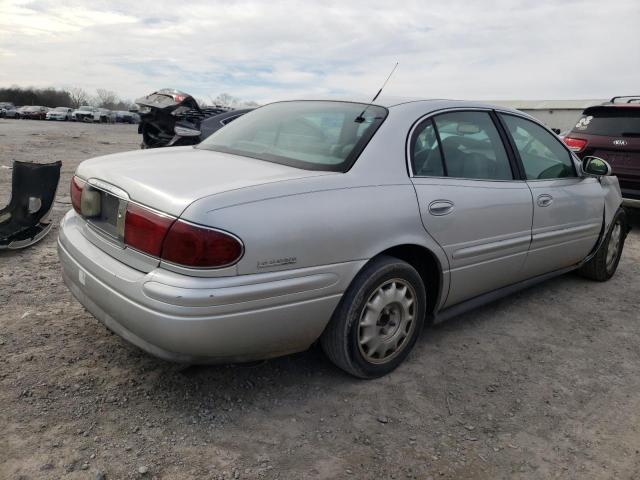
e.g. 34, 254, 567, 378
123, 202, 243, 268
563, 137, 588, 152
161, 220, 244, 268
70, 176, 84, 214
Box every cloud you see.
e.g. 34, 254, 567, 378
0, 0, 638, 103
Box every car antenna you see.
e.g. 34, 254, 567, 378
355, 62, 399, 123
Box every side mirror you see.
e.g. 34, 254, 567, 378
582, 156, 612, 177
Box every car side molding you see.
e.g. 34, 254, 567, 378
431, 263, 579, 324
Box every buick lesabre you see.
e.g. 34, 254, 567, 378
58, 98, 629, 378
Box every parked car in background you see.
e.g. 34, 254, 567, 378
0, 102, 18, 118
59, 98, 628, 378
93, 108, 116, 123
563, 95, 640, 208
72, 105, 97, 122
46, 107, 73, 121
167, 108, 253, 147
19, 106, 49, 120
197, 108, 253, 139
114, 110, 139, 124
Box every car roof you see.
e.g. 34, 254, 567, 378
276, 95, 522, 114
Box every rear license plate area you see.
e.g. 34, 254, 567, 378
86, 190, 125, 241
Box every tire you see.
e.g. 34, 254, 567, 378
321, 255, 426, 378
578, 208, 628, 281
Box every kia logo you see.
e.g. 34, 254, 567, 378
613, 139, 628, 146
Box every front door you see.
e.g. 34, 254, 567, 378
409, 110, 533, 308
499, 113, 603, 277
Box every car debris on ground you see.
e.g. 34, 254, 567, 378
0, 160, 61, 250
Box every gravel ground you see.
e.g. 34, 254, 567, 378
1, 119, 639, 480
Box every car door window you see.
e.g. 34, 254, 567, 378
410, 119, 445, 176
500, 114, 576, 180
432, 111, 513, 180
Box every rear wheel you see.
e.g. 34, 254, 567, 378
578, 208, 628, 281
321, 256, 426, 378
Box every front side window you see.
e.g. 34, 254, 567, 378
501, 114, 576, 180
432, 111, 513, 180
198, 101, 388, 172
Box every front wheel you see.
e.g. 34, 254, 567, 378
578, 208, 628, 281
321, 256, 426, 378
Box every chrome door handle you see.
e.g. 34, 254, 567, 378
428, 200, 454, 216
537, 194, 553, 207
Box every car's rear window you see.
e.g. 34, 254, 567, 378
572, 106, 640, 137
197, 101, 388, 172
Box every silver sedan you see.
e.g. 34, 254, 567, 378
58, 98, 629, 378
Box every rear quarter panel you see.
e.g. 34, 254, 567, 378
181, 180, 447, 278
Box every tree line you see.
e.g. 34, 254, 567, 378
1, 86, 260, 110
0, 86, 132, 110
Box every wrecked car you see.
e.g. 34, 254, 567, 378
72, 105, 97, 122
135, 89, 231, 148
1, 160, 61, 250
59, 98, 628, 378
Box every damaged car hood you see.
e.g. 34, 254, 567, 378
75, 146, 332, 216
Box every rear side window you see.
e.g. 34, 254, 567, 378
411, 111, 513, 180
410, 119, 444, 176
501, 114, 576, 180
572, 107, 640, 137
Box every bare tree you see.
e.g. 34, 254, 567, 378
68, 87, 89, 108
95, 88, 119, 109
211, 93, 259, 109
213, 93, 239, 108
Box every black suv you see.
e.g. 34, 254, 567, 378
564, 96, 640, 208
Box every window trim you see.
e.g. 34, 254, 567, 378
495, 112, 579, 181
406, 107, 519, 182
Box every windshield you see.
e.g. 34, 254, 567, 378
197, 101, 388, 172
54, 107, 68, 111
79, 105, 93, 111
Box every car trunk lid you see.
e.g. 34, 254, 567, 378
76, 146, 330, 216
73, 146, 332, 272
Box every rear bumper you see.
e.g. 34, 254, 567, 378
58, 211, 360, 363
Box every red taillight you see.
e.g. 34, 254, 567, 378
161, 220, 243, 268
124, 203, 174, 257
563, 137, 588, 152
70, 176, 84, 214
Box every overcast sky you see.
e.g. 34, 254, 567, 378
1, 0, 638, 103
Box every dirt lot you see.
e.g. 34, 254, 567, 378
1, 119, 639, 480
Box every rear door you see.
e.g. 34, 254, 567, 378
499, 113, 603, 277
410, 110, 533, 308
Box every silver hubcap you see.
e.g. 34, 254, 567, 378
357, 279, 416, 364
606, 222, 622, 272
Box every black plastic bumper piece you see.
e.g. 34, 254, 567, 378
0, 160, 62, 250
